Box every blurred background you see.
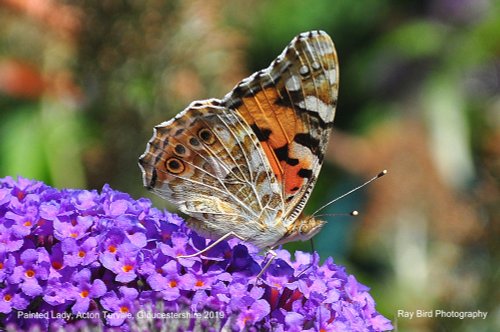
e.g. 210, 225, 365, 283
0, 0, 498, 330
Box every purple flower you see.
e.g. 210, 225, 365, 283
53, 215, 94, 240
98, 227, 126, 255
61, 237, 98, 267
0, 224, 24, 253
4, 208, 37, 237
8, 248, 50, 297
43, 278, 70, 306
0, 252, 16, 282
100, 242, 140, 283
0, 284, 30, 313
73, 190, 98, 211
159, 232, 199, 268
100, 287, 137, 326
147, 260, 196, 301
70, 269, 106, 313
45, 242, 68, 279
233, 299, 270, 330
0, 176, 393, 331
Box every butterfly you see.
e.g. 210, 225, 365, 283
139, 30, 338, 259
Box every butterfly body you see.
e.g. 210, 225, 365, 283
139, 30, 338, 250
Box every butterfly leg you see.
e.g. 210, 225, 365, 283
177, 231, 246, 259
255, 248, 277, 281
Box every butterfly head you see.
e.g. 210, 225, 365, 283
276, 215, 326, 246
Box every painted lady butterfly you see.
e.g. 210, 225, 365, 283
139, 30, 338, 254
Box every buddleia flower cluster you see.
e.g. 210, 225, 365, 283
0, 176, 393, 331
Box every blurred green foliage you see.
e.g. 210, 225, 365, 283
1, 0, 499, 331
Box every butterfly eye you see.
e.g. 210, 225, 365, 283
198, 128, 215, 145
174, 144, 187, 156
165, 157, 185, 174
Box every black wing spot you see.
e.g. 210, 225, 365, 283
189, 137, 200, 147
274, 144, 299, 166
174, 144, 186, 156
165, 158, 185, 174
162, 137, 170, 147
294, 133, 320, 155
250, 124, 271, 142
198, 128, 215, 145
297, 168, 312, 179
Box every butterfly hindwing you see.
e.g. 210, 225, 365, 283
139, 99, 286, 247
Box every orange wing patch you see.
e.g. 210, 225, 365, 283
236, 86, 308, 189
238, 86, 316, 197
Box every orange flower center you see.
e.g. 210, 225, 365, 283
23, 221, 32, 227
25, 269, 35, 278
122, 265, 133, 273
0, 262, 4, 269
70, 232, 78, 238
195, 280, 204, 287
78, 250, 86, 258
80, 290, 89, 298
169, 280, 177, 288
120, 306, 129, 313
4, 294, 12, 302
52, 261, 63, 270
108, 245, 117, 253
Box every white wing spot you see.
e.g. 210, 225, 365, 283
298, 96, 333, 123
299, 65, 309, 76
285, 75, 301, 91
327, 68, 338, 84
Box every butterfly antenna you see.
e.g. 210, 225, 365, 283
314, 210, 359, 219
312, 170, 387, 217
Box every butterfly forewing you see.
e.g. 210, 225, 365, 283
222, 30, 339, 224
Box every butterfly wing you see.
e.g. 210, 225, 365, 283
222, 30, 339, 224
139, 99, 287, 248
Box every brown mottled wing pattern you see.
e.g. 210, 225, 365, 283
222, 30, 339, 225
138, 99, 287, 248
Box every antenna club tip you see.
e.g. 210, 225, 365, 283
350, 210, 359, 216
377, 170, 388, 177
